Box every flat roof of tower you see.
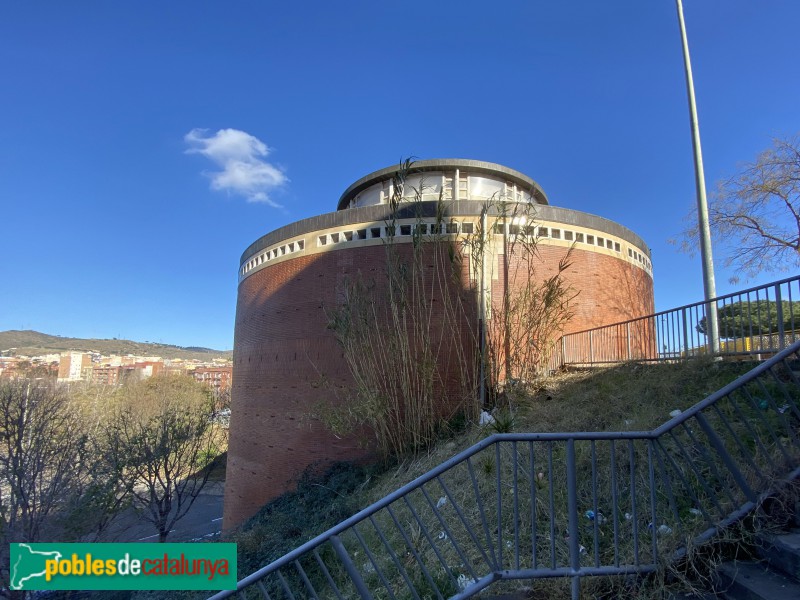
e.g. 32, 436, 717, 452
337, 159, 549, 211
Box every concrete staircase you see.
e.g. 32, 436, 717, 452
713, 499, 800, 600
482, 502, 800, 600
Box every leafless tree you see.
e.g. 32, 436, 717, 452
105, 375, 225, 542
679, 134, 800, 281
0, 379, 87, 593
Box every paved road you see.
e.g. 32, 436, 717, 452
104, 481, 225, 543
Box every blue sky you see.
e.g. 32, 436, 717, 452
1, 1, 798, 351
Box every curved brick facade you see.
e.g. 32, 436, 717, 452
225, 162, 654, 528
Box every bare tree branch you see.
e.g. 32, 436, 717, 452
105, 375, 225, 542
677, 133, 800, 281
0, 380, 88, 592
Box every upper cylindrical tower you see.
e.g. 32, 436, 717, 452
337, 159, 549, 210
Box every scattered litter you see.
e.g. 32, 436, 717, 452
479, 410, 495, 426
585, 510, 606, 523
759, 399, 769, 410
648, 522, 673, 535
624, 419, 633, 426
537, 472, 545, 481
778, 404, 790, 414
689, 508, 702, 516
457, 574, 476, 592
624, 513, 632, 521
579, 545, 587, 554
438, 531, 448, 541
506, 540, 513, 548
436, 496, 447, 508
669, 409, 682, 418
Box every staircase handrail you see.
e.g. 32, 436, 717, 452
212, 340, 800, 600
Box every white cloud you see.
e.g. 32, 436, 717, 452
185, 128, 288, 206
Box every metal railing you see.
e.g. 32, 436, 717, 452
555, 275, 800, 368
212, 341, 800, 600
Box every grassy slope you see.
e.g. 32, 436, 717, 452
0, 329, 232, 361
228, 358, 760, 599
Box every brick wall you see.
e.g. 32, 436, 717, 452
224, 239, 654, 528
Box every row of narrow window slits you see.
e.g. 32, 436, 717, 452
241, 220, 652, 276
241, 240, 306, 275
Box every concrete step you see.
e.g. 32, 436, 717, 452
756, 529, 800, 581
715, 560, 800, 600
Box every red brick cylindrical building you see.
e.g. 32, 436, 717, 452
224, 160, 654, 528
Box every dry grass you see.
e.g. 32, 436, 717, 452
348, 358, 773, 599
369, 357, 759, 501
227, 356, 798, 600
511, 357, 760, 433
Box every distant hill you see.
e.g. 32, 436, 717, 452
0, 330, 232, 362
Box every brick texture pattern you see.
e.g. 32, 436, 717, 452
224, 241, 653, 528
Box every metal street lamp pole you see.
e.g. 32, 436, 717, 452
479, 208, 488, 410
675, 0, 720, 353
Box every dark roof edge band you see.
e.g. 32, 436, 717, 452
239, 201, 651, 267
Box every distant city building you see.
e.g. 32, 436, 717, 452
8, 349, 231, 388
37, 353, 62, 364
0, 357, 20, 379
191, 366, 232, 393
57, 352, 93, 383
134, 361, 164, 379
0, 357, 59, 380
92, 365, 122, 386
162, 361, 188, 377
